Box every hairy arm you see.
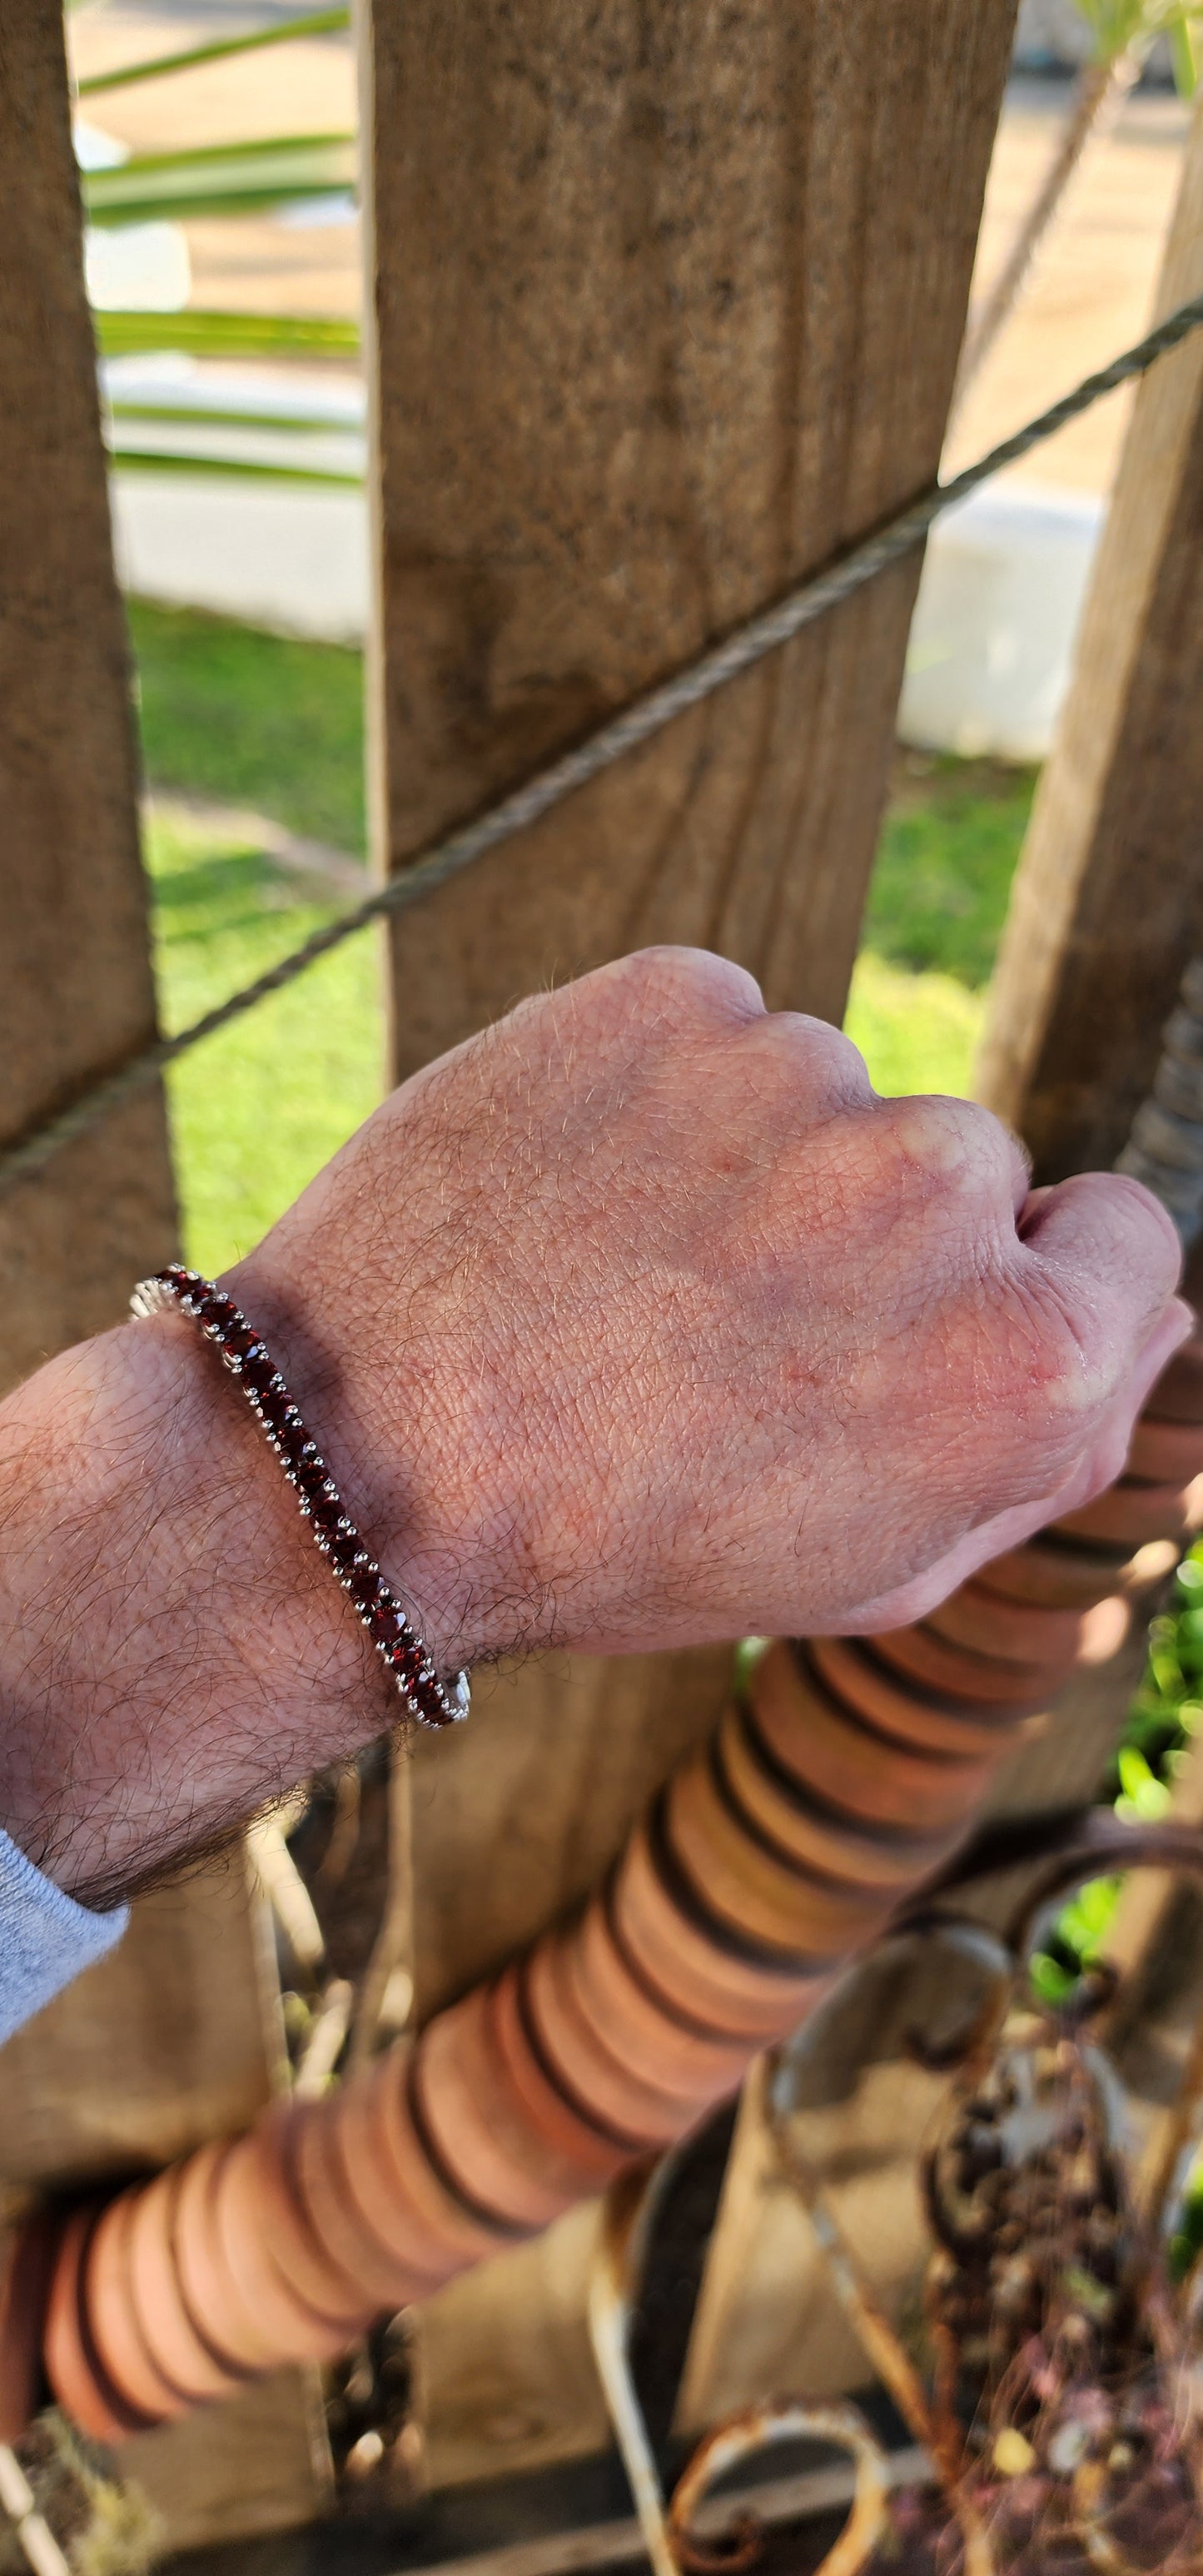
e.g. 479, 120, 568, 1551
0, 947, 1188, 1910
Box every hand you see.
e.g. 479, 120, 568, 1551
0, 947, 1186, 1905
237, 945, 1188, 1657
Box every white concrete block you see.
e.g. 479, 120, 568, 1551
899, 478, 1102, 763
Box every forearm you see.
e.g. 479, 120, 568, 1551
0, 1303, 398, 1909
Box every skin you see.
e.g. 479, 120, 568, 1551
0, 947, 1188, 1911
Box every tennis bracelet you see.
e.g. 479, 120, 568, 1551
131, 1265, 470, 1729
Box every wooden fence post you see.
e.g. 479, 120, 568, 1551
0, 20, 330, 2549
975, 84, 1203, 1181
682, 102, 1203, 2450
0, 4, 176, 1385
360, 0, 1017, 2486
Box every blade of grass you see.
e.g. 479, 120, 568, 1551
107, 443, 360, 484
108, 400, 362, 434
77, 8, 350, 97
83, 133, 355, 226
95, 311, 360, 361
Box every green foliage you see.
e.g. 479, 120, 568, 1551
82, 132, 355, 228
77, 8, 350, 97
1072, 0, 1203, 85
1030, 1548, 1203, 2002
96, 311, 359, 362
128, 599, 366, 855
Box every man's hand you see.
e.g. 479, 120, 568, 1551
0, 948, 1187, 1902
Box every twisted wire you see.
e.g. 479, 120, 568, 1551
6, 285, 1203, 1201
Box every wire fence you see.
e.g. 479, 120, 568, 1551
7, 284, 1203, 1201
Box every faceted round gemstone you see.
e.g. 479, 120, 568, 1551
310, 1492, 341, 1534
296, 1460, 331, 1502
257, 1387, 291, 1437
329, 1529, 360, 1573
370, 1601, 404, 1647
199, 1294, 235, 1329
241, 1353, 276, 1396
349, 1566, 380, 1609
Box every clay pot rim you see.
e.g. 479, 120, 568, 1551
801, 1638, 1022, 1750
666, 1754, 890, 1956
720, 1703, 953, 1884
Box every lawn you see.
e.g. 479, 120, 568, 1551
128, 600, 1036, 1274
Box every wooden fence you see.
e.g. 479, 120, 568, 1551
2, 0, 1203, 2559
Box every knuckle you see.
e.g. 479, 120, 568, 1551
858, 1095, 1026, 1229
603, 946, 764, 1032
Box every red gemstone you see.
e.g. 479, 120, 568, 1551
329, 1529, 360, 1572
349, 1567, 380, 1609
225, 1325, 259, 1360
199, 1293, 235, 1328
370, 1601, 403, 1646
296, 1460, 331, 1501
241, 1353, 276, 1395
311, 1493, 341, 1534
258, 1388, 291, 1435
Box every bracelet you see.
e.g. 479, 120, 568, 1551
130, 1265, 470, 1729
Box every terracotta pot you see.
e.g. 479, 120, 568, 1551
360, 2050, 513, 2271
173, 2141, 285, 2375
325, 2073, 467, 2295
231, 2104, 376, 2330
45, 2205, 150, 2445
1127, 1413, 1203, 1484
807, 1634, 1034, 1748
971, 1535, 1136, 1611
1142, 1335, 1203, 1426
123, 2166, 245, 2405
573, 1895, 754, 2096
613, 1825, 828, 2042
926, 1579, 1129, 1670
718, 1704, 953, 1889
1056, 1473, 1203, 1549
292, 2085, 448, 2310
524, 1937, 692, 2145
486, 1963, 631, 2189
862, 1623, 1066, 1713
749, 1644, 995, 1832
84, 2191, 189, 2423
664, 1755, 894, 1958
211, 2129, 368, 2360
414, 1990, 589, 2229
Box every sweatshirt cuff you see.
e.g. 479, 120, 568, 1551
0, 1827, 128, 2044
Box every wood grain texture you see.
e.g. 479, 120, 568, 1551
975, 86, 1203, 1181
365, 0, 1016, 1057
364, 0, 1019, 2029
0, 1858, 283, 2191
0, 2, 176, 1396
360, 0, 1019, 2478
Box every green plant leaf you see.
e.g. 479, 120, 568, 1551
82, 133, 355, 227
107, 443, 360, 485
77, 9, 350, 97
94, 311, 360, 361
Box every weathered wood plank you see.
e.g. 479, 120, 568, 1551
364, 0, 1020, 2021
0, 3, 176, 1391
975, 87, 1203, 1181
360, 0, 1019, 2480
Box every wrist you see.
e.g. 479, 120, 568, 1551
0, 1299, 407, 1907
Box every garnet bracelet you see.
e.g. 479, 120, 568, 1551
130, 1265, 470, 1729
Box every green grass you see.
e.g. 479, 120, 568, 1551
147, 807, 381, 1274
128, 598, 367, 855
128, 604, 1039, 1268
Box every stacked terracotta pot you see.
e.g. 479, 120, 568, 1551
13, 1336, 1203, 2445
